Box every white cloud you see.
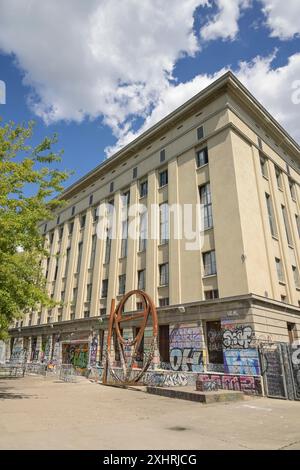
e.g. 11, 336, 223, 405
260, 0, 300, 40
107, 52, 300, 155
200, 0, 251, 41
0, 0, 207, 136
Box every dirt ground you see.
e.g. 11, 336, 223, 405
0, 375, 300, 450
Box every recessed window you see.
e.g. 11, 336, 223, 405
275, 258, 285, 283
260, 154, 268, 178
133, 167, 138, 179
196, 147, 208, 168
138, 269, 146, 291
100, 308, 106, 317
258, 137, 263, 150
159, 169, 168, 188
159, 298, 169, 307
136, 302, 143, 311
281, 205, 293, 245
89, 194, 93, 206
71, 206, 76, 216
84, 310, 90, 319
266, 193, 277, 238
289, 179, 296, 200
118, 274, 126, 295
86, 284, 92, 302
292, 265, 300, 289
197, 126, 204, 141
160, 149, 166, 163
93, 206, 99, 223
68, 221, 74, 235
139, 212, 147, 252
80, 214, 86, 229
287, 322, 298, 343
56, 216, 60, 225
101, 279, 108, 298
76, 242, 83, 273
203, 250, 217, 276
110, 182, 114, 193
295, 215, 300, 238
275, 166, 283, 190
159, 203, 169, 244
159, 263, 169, 286
140, 180, 148, 198
199, 183, 213, 230
204, 290, 219, 300
44, 224, 47, 233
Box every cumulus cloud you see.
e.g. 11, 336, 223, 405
107, 52, 300, 155
200, 0, 251, 41
260, 0, 300, 39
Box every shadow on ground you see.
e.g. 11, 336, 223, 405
0, 382, 33, 400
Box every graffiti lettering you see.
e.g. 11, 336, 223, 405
222, 326, 254, 349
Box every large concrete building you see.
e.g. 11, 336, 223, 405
4, 72, 300, 377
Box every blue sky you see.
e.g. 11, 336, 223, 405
0, 0, 300, 190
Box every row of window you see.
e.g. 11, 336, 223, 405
266, 192, 300, 245
275, 257, 300, 289
260, 153, 298, 201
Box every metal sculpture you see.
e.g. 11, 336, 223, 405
103, 290, 158, 385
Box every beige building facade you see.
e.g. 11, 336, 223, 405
5, 72, 300, 379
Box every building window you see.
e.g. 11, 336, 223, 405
159, 263, 169, 286
61, 291, 65, 302
110, 182, 114, 193
287, 322, 298, 344
265, 193, 277, 237
70, 312, 75, 321
289, 179, 296, 200
275, 167, 283, 190
159, 203, 169, 244
296, 215, 300, 238
199, 183, 213, 230
160, 149, 166, 163
139, 212, 147, 251
260, 154, 268, 178
80, 214, 86, 229
204, 290, 219, 300
84, 310, 90, 319
100, 308, 106, 316
53, 260, 58, 281
133, 167, 137, 179
119, 274, 126, 295
71, 206, 75, 216
64, 248, 70, 278
68, 221, 74, 235
104, 235, 111, 264
120, 192, 129, 258
44, 224, 47, 233
72, 288, 78, 306
86, 284, 92, 302
89, 234, 97, 270
292, 265, 300, 289
275, 258, 285, 283
37, 315, 41, 325
140, 180, 148, 198
57, 314, 62, 323
203, 250, 217, 276
138, 269, 146, 291
159, 298, 169, 307
76, 242, 83, 273
101, 280, 108, 298
281, 205, 293, 245
28, 313, 32, 326
197, 126, 204, 141
56, 216, 60, 225
136, 302, 143, 311
258, 137, 263, 150
58, 226, 64, 240
93, 206, 99, 223
281, 295, 287, 303
159, 169, 168, 188
89, 194, 93, 206
196, 147, 208, 168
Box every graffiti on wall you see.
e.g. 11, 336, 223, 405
89, 337, 98, 366
41, 336, 51, 363
62, 343, 89, 369
0, 341, 6, 363
196, 373, 262, 395
11, 338, 26, 363
222, 324, 254, 349
223, 349, 261, 376
169, 325, 204, 372
52, 335, 61, 364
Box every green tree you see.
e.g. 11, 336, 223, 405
0, 119, 70, 339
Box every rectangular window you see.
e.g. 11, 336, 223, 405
197, 126, 204, 141
56, 216, 60, 225
44, 224, 47, 233
133, 167, 137, 179
296, 215, 300, 238
159, 169, 168, 188
93, 206, 99, 223
287, 322, 298, 344
266, 193, 277, 237
203, 250, 217, 276
275, 167, 283, 190
196, 147, 208, 168
140, 180, 148, 198
139, 212, 147, 251
84, 310, 90, 318
282, 205, 293, 245
159, 203, 169, 244
53, 260, 58, 281
119, 274, 126, 295
68, 221, 74, 235
104, 236, 111, 264
138, 269, 146, 291
159, 298, 169, 307
199, 183, 213, 230
289, 179, 296, 200
89, 234, 97, 270
159, 263, 169, 286
110, 182, 114, 193
72, 288, 78, 306
76, 242, 83, 273
136, 302, 143, 311
71, 206, 75, 216
159, 325, 170, 363
292, 265, 300, 289
160, 149, 166, 163
101, 279, 108, 298
89, 194, 93, 206
80, 214, 86, 229
61, 291, 65, 302
86, 284, 92, 302
258, 137, 263, 150
260, 154, 268, 178
104, 200, 114, 264
204, 290, 219, 300
64, 248, 70, 277
100, 308, 106, 317
275, 258, 285, 283
58, 226, 64, 240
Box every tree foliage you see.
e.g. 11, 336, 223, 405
0, 119, 70, 339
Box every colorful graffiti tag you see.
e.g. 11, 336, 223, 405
89, 337, 98, 366
169, 325, 204, 372
62, 343, 89, 370
196, 373, 262, 395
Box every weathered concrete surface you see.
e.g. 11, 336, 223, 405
0, 376, 300, 450
147, 385, 246, 403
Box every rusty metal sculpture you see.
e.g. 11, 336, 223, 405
103, 290, 158, 385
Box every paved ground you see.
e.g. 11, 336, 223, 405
1, 375, 300, 450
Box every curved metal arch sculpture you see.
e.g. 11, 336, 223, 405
103, 290, 158, 385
